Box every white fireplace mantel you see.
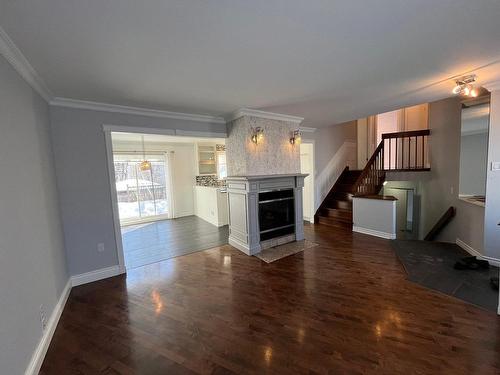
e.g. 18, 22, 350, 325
226, 173, 307, 255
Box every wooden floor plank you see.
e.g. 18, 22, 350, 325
40, 223, 500, 374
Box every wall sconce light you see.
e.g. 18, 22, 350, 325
452, 75, 479, 97
251, 127, 264, 144
290, 129, 302, 145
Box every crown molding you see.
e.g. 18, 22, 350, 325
300, 126, 316, 133
50, 97, 226, 124
0, 25, 53, 102
483, 80, 500, 92
227, 108, 304, 124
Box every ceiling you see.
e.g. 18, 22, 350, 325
1, 1, 500, 127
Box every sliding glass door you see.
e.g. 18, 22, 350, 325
113, 154, 170, 224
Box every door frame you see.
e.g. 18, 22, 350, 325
103, 124, 226, 272
300, 140, 315, 223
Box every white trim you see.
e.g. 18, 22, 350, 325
0, 25, 53, 102
227, 108, 304, 124
71, 265, 124, 287
300, 139, 316, 222
104, 130, 127, 272
51, 97, 226, 124
103, 124, 176, 135
175, 129, 227, 138
301, 126, 316, 133
353, 226, 396, 240
455, 238, 500, 267
483, 80, 500, 92
24, 280, 71, 375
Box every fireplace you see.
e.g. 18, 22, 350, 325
259, 189, 295, 241
226, 174, 306, 255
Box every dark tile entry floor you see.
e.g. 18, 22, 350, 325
121, 216, 229, 269
392, 240, 499, 312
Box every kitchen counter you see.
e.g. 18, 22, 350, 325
193, 185, 229, 227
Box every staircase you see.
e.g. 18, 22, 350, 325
316, 167, 361, 228
315, 129, 431, 228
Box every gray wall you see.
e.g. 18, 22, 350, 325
386, 97, 485, 253
0, 55, 68, 374
484, 89, 500, 260
305, 120, 357, 175
49, 106, 226, 276
459, 133, 488, 196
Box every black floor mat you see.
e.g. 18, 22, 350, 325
391, 240, 499, 312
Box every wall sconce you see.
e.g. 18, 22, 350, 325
290, 129, 302, 145
251, 127, 264, 144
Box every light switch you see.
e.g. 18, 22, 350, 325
492, 162, 500, 171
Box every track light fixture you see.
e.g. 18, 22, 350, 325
452, 75, 478, 97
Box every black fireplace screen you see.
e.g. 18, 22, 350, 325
258, 189, 295, 241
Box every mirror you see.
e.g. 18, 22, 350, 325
458, 94, 490, 205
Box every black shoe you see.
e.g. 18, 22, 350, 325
454, 257, 489, 270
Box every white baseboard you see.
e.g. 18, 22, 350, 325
353, 226, 396, 240
24, 280, 71, 375
71, 265, 124, 287
456, 238, 500, 267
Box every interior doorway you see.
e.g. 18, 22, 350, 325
300, 142, 315, 223
105, 130, 229, 270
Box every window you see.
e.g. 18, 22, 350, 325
113, 155, 169, 223
217, 151, 227, 179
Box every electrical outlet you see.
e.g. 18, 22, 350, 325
450, 186, 454, 195
492, 162, 500, 171
97, 243, 105, 252
39, 305, 47, 331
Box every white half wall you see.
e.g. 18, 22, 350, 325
352, 197, 397, 239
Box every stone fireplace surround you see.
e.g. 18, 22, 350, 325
225, 109, 307, 255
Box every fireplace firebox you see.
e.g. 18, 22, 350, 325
258, 189, 295, 241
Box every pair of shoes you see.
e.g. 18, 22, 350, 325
491, 277, 499, 291
454, 256, 489, 270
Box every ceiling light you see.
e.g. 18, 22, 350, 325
452, 75, 478, 97
139, 135, 151, 171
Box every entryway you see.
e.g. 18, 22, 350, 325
106, 130, 229, 269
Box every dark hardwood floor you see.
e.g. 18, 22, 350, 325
40, 223, 500, 374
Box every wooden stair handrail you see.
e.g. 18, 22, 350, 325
381, 129, 430, 139
354, 129, 431, 195
352, 140, 384, 194
424, 206, 456, 241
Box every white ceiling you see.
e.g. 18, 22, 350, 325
1, 1, 500, 127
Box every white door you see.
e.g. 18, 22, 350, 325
300, 143, 314, 223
